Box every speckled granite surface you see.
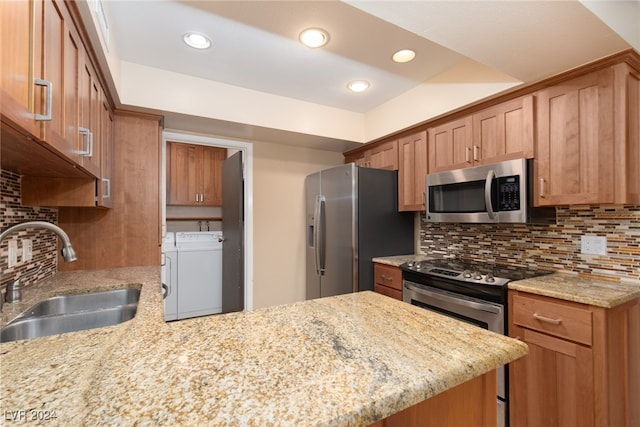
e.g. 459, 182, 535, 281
509, 272, 640, 308
372, 255, 433, 267
1, 267, 527, 426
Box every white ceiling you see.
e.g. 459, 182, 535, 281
104, 0, 637, 143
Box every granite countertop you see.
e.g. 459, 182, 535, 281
508, 272, 640, 308
0, 267, 527, 426
372, 255, 433, 267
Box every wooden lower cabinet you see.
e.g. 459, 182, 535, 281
509, 291, 640, 427
369, 370, 497, 427
373, 263, 403, 301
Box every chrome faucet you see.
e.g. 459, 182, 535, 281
1, 221, 77, 305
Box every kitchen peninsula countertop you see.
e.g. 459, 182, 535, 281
1, 267, 526, 426
508, 272, 640, 308
372, 255, 433, 267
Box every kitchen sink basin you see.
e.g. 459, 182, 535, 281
0, 287, 141, 343
12, 288, 141, 320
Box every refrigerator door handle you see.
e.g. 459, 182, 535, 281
314, 195, 326, 276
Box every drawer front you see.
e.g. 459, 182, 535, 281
374, 284, 403, 301
512, 294, 593, 346
374, 263, 403, 291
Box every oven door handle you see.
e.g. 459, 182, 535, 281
404, 281, 502, 314
484, 169, 496, 221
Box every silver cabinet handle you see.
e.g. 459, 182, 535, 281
473, 145, 480, 162
102, 178, 111, 199
539, 178, 546, 198
34, 78, 53, 121
533, 312, 562, 325
465, 146, 472, 163
77, 127, 94, 157
381, 274, 393, 281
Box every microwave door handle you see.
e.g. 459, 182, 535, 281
485, 169, 496, 220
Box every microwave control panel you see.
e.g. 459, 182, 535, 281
497, 176, 521, 211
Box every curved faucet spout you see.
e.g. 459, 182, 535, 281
0, 221, 77, 262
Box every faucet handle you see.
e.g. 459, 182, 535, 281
5, 266, 42, 303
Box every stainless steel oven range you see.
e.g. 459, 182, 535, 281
401, 259, 552, 427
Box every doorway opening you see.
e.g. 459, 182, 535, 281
161, 130, 253, 312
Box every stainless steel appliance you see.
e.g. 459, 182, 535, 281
426, 158, 555, 224
305, 164, 414, 299
401, 259, 552, 427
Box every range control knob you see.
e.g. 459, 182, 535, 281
486, 273, 495, 283
407, 261, 415, 268
463, 270, 472, 278
473, 272, 483, 280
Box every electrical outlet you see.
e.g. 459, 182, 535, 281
581, 235, 607, 256
22, 239, 33, 262
8, 240, 18, 267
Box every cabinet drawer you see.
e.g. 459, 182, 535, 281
374, 263, 403, 291
374, 284, 403, 301
512, 294, 593, 346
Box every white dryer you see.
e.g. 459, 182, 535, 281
175, 231, 223, 319
162, 232, 178, 321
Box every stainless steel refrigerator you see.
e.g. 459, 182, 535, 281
305, 163, 414, 299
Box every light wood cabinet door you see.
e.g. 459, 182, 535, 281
398, 131, 427, 211
78, 50, 101, 178
98, 92, 114, 208
201, 145, 225, 206
0, 0, 39, 136
369, 139, 398, 170
167, 142, 226, 206
428, 116, 473, 173
38, 0, 82, 166
473, 95, 534, 165
510, 324, 595, 427
535, 68, 614, 206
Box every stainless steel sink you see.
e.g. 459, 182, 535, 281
0, 288, 141, 343
13, 288, 141, 320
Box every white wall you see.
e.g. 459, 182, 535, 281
252, 142, 343, 308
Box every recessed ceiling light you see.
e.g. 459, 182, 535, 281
392, 49, 416, 63
183, 32, 211, 49
299, 28, 329, 48
347, 80, 370, 93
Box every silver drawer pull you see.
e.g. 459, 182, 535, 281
533, 312, 562, 325
381, 274, 392, 281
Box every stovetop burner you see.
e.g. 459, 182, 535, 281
401, 259, 553, 287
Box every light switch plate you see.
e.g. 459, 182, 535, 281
8, 240, 18, 267
581, 235, 607, 256
22, 239, 33, 262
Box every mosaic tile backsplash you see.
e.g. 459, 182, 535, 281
1, 170, 58, 287
419, 205, 640, 283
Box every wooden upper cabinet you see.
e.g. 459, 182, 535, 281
0, 0, 39, 135
98, 92, 114, 208
398, 131, 427, 211
77, 50, 102, 178
344, 139, 398, 170
428, 96, 534, 174
613, 63, 640, 204
167, 142, 226, 206
428, 116, 473, 173
535, 68, 614, 206
369, 139, 398, 170
344, 151, 367, 167
473, 95, 534, 164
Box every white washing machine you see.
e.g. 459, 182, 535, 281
175, 231, 223, 319
162, 232, 178, 321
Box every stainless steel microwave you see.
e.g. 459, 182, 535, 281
426, 158, 556, 224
